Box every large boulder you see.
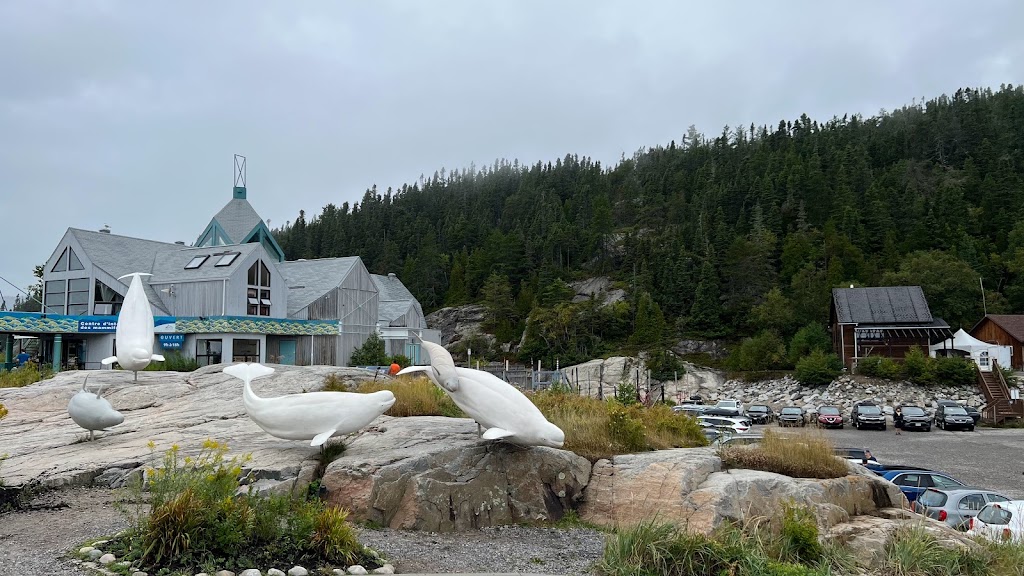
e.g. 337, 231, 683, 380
827, 508, 981, 569
321, 416, 591, 531
561, 356, 647, 399
579, 448, 908, 534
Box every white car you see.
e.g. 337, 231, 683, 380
697, 415, 752, 435
966, 500, 1024, 543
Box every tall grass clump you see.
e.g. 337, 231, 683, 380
882, 525, 989, 576
598, 512, 850, 576
111, 439, 379, 574
142, 351, 200, 372
531, 391, 707, 460
719, 428, 848, 479
354, 376, 464, 417
0, 362, 53, 388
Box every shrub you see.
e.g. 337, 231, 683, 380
350, 333, 388, 366
931, 356, 976, 387
793, 350, 843, 386
111, 440, 377, 573
858, 356, 904, 380
0, 362, 53, 388
902, 346, 931, 383
787, 323, 832, 366
356, 376, 464, 418
883, 525, 988, 576
730, 330, 789, 371
143, 351, 200, 372
719, 428, 848, 479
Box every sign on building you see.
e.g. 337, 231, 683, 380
78, 319, 118, 333
158, 334, 185, 349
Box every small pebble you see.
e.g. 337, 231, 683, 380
288, 567, 309, 576
78, 546, 94, 555
215, 571, 236, 576
239, 570, 262, 576
88, 549, 104, 560
132, 572, 148, 576
348, 566, 368, 575
371, 564, 394, 575
195, 573, 209, 576
268, 570, 286, 576
92, 540, 109, 547
83, 562, 97, 569
99, 553, 116, 565
333, 570, 346, 576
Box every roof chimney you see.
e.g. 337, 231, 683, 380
388, 272, 397, 279
99, 225, 111, 234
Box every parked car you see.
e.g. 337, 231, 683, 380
964, 405, 981, 424
744, 404, 775, 424
815, 405, 844, 429
966, 501, 1024, 543
697, 415, 752, 435
876, 469, 966, 504
894, 405, 932, 431
913, 487, 1012, 531
712, 434, 764, 448
704, 399, 744, 417
672, 403, 707, 417
934, 404, 976, 431
777, 406, 806, 427
851, 403, 887, 430
834, 447, 878, 466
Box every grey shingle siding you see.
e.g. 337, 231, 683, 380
832, 286, 935, 324
279, 258, 359, 317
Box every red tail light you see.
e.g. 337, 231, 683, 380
969, 517, 974, 531
938, 510, 947, 522
1003, 528, 1012, 541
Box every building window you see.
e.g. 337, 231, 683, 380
67, 278, 90, 315
51, 246, 84, 273
246, 261, 271, 316
196, 338, 222, 367
185, 255, 209, 270
233, 338, 260, 362
94, 279, 124, 315
44, 280, 65, 314
214, 252, 239, 267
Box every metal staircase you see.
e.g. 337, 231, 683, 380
977, 360, 1024, 424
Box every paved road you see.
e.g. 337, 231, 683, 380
750, 423, 1024, 499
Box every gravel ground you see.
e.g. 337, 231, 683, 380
0, 486, 606, 576
754, 422, 1024, 498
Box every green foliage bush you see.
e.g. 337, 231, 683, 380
793, 350, 843, 386
142, 351, 200, 372
111, 440, 377, 573
787, 323, 832, 366
730, 330, 788, 371
856, 348, 976, 386
349, 333, 388, 366
0, 361, 53, 388
388, 354, 411, 368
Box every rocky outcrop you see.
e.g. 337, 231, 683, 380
579, 448, 908, 534
672, 339, 729, 360
827, 507, 980, 569
560, 356, 647, 399
321, 416, 591, 531
569, 277, 626, 307
0, 365, 381, 489
424, 305, 488, 347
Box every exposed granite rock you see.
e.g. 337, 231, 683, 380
424, 305, 487, 347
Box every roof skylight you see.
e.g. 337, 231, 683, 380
215, 253, 240, 267
185, 255, 209, 269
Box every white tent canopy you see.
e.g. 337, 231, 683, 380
929, 328, 1012, 371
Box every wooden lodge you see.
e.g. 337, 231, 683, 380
971, 315, 1024, 371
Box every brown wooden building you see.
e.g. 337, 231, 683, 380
830, 286, 953, 370
970, 315, 1024, 370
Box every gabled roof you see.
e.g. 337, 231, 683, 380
66, 228, 176, 314
200, 198, 264, 246
279, 257, 360, 316
148, 243, 262, 283
371, 273, 424, 326
977, 315, 1024, 342
832, 286, 934, 325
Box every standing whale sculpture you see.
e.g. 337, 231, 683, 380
67, 376, 125, 441
224, 362, 397, 447
101, 272, 163, 381
398, 339, 565, 448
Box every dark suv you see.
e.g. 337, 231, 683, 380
852, 403, 887, 430
934, 404, 975, 431
894, 405, 931, 432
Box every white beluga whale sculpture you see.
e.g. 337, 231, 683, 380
67, 376, 125, 441
224, 362, 397, 447
398, 339, 565, 448
101, 272, 164, 381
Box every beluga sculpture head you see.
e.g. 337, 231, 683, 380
224, 362, 396, 447
101, 272, 164, 381
67, 375, 125, 441
398, 339, 565, 448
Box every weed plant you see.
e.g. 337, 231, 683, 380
351, 376, 464, 418
142, 351, 200, 372
718, 428, 848, 479
0, 362, 53, 388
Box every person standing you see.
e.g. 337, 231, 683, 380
15, 349, 30, 368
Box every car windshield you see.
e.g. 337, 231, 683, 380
748, 406, 768, 412
902, 407, 925, 416
858, 405, 881, 414
781, 408, 802, 415
945, 407, 968, 415
819, 407, 840, 415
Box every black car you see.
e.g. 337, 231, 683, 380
777, 406, 806, 427
851, 403, 886, 430
963, 405, 981, 424
744, 404, 775, 424
895, 405, 931, 431
934, 404, 975, 431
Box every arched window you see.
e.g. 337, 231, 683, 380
246, 261, 271, 316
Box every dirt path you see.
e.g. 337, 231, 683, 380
1, 487, 128, 576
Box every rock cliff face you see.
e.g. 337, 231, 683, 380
424, 305, 488, 347
569, 277, 626, 307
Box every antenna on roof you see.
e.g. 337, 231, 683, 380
233, 154, 247, 200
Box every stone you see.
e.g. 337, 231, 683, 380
424, 304, 488, 347
88, 548, 104, 560
94, 467, 132, 488
239, 570, 263, 576
267, 570, 286, 576
215, 571, 236, 576
195, 573, 209, 576
827, 509, 980, 569
78, 546, 94, 555
569, 277, 626, 307
0, 365, 380, 487
348, 566, 368, 575
132, 572, 148, 576
98, 553, 116, 565
322, 416, 591, 531
370, 564, 394, 575
333, 570, 346, 576
287, 567, 309, 576
561, 356, 651, 400
91, 539, 109, 547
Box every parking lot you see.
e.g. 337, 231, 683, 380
749, 423, 1024, 499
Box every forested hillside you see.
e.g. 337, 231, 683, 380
273, 85, 1024, 368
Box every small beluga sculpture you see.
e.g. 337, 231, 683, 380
101, 272, 164, 381
399, 339, 565, 448
224, 363, 397, 447
67, 375, 125, 441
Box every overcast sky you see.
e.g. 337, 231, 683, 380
0, 0, 1021, 305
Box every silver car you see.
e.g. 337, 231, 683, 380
913, 487, 1012, 530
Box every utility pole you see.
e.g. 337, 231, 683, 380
980, 277, 988, 316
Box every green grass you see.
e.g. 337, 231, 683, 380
0, 362, 53, 388
882, 526, 988, 576
718, 428, 848, 479
141, 351, 200, 372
